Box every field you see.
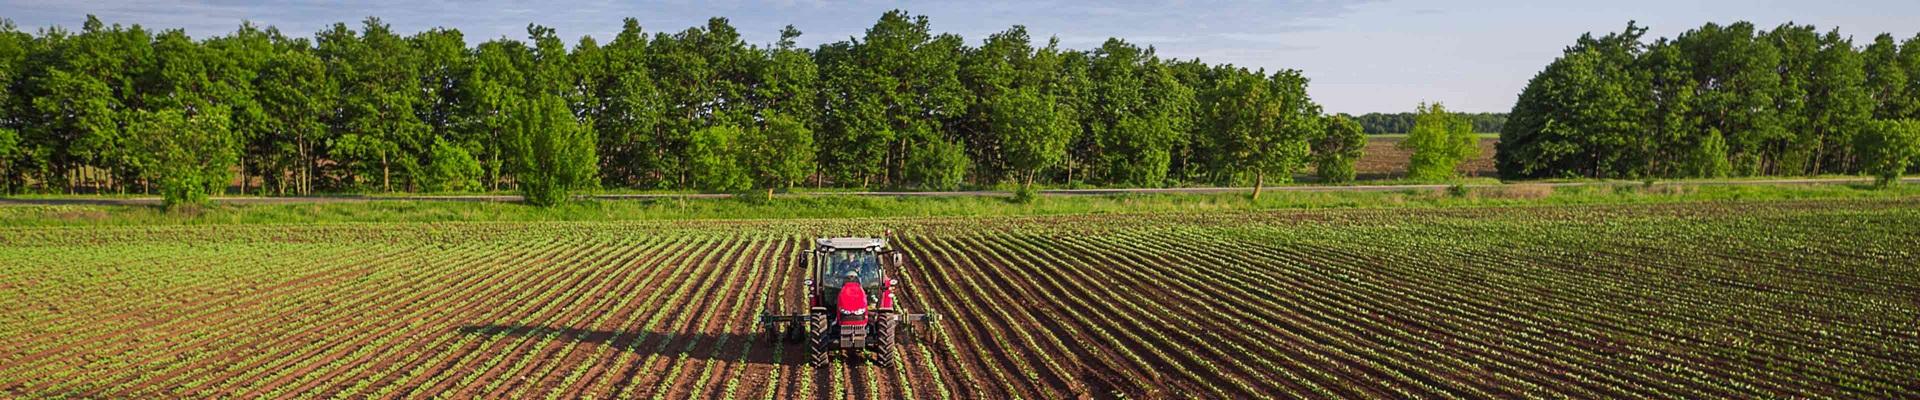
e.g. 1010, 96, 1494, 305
3, 197, 1919, 398
1354, 136, 1500, 180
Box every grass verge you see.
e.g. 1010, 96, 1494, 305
3, 182, 1917, 227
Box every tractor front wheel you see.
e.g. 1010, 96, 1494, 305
872, 313, 898, 367
807, 313, 831, 367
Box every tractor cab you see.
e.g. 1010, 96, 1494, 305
812, 238, 897, 311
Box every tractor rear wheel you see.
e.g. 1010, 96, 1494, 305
807, 313, 831, 367
872, 313, 898, 367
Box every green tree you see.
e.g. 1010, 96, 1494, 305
506, 94, 597, 205
1801, 30, 1871, 174
0, 20, 24, 191
1313, 115, 1366, 183
29, 68, 117, 191
128, 107, 236, 209
1082, 39, 1193, 186
583, 19, 664, 188
1857, 119, 1920, 186
958, 25, 1036, 181
813, 40, 891, 187
1205, 69, 1319, 198
687, 124, 749, 192
906, 138, 969, 190
739, 114, 815, 198
25, 16, 153, 193
0, 127, 17, 193
1900, 35, 1920, 119
848, 11, 967, 188
1678, 22, 1783, 176
1686, 128, 1732, 178
200, 23, 273, 195
756, 26, 818, 125
1864, 34, 1908, 119
646, 19, 758, 188
256, 40, 329, 195
463, 39, 529, 191
1766, 24, 1819, 175
991, 87, 1073, 192
1404, 102, 1479, 181
410, 27, 468, 154
318, 18, 429, 192
1498, 23, 1648, 180
1640, 38, 1699, 178
421, 137, 481, 192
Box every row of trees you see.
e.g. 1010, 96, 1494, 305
1500, 21, 1920, 183
0, 12, 1375, 205
1352, 112, 1506, 134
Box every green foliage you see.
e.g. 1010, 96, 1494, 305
1864, 34, 1908, 119
688, 124, 749, 193
462, 39, 529, 191
1204, 68, 1320, 194
1856, 119, 1920, 186
128, 108, 237, 209
1082, 39, 1193, 187
1404, 103, 1480, 181
1498, 23, 1648, 179
906, 138, 969, 190
992, 87, 1073, 189
1686, 128, 1733, 178
582, 19, 663, 189
0, 12, 1376, 198
319, 18, 431, 192
1313, 115, 1366, 183
506, 94, 598, 206
0, 128, 15, 160
256, 43, 330, 195
421, 138, 482, 192
1504, 21, 1912, 180
1352, 112, 1507, 134
0, 127, 19, 193
739, 114, 816, 196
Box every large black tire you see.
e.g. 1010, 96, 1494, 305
807, 313, 831, 367
872, 313, 898, 368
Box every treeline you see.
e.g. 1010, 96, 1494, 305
1500, 22, 1920, 182
1353, 112, 1505, 134
0, 12, 1367, 205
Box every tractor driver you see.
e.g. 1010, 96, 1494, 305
827, 250, 880, 287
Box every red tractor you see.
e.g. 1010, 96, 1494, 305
760, 236, 938, 367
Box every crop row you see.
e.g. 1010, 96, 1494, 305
3, 199, 1917, 398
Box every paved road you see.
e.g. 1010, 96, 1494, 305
2, 177, 1912, 206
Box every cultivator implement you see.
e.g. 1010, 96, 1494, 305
759, 310, 940, 345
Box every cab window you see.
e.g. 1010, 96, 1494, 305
824, 250, 882, 287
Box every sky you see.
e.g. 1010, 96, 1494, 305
5, 0, 1919, 114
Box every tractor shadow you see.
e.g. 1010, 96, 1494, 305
456, 324, 819, 366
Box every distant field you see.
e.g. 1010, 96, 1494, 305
1352, 136, 1500, 180
3, 197, 1917, 398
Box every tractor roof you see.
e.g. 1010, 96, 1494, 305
817, 237, 887, 250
